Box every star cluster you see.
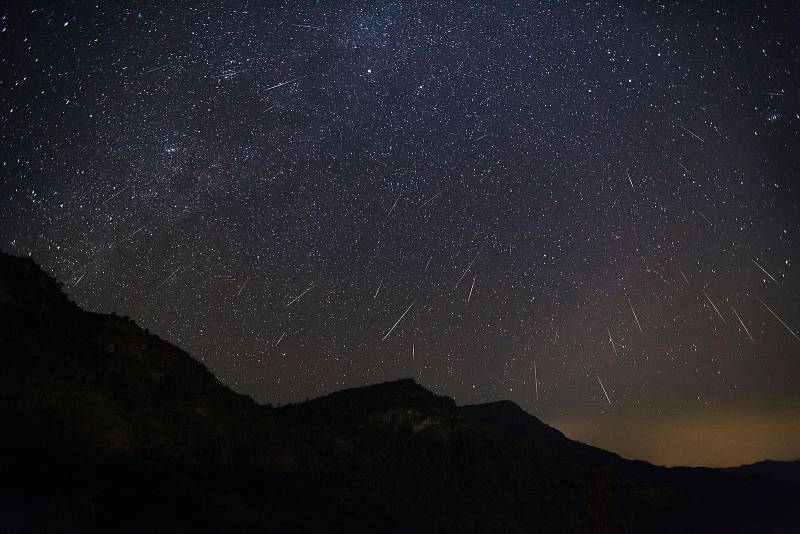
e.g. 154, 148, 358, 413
1, 1, 799, 466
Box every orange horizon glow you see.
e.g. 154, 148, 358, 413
551, 407, 800, 468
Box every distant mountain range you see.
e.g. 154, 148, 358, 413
1, 252, 797, 533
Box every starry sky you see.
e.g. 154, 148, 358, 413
2, 1, 799, 467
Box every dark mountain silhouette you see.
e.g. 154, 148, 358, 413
724, 460, 800, 489
1, 252, 797, 533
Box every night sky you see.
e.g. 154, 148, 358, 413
2, 2, 799, 467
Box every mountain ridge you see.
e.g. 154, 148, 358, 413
1, 251, 797, 533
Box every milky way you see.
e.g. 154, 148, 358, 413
2, 2, 799, 466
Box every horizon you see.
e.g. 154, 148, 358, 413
8, 248, 799, 469
2, 1, 799, 470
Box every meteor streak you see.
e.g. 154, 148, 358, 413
382, 301, 415, 341
597, 374, 612, 405
236, 277, 249, 296
156, 266, 182, 290
703, 289, 727, 324
607, 327, 619, 358
418, 190, 441, 209
263, 76, 305, 92
731, 305, 754, 343
629, 300, 642, 332
756, 296, 800, 343
286, 283, 314, 307
455, 247, 482, 289
751, 258, 779, 284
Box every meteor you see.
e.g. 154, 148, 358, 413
382, 301, 415, 341
597, 374, 612, 405
629, 300, 642, 332
286, 283, 314, 307
756, 296, 800, 343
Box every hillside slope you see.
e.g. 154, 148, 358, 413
1, 253, 797, 533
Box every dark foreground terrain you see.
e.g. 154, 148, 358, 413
1, 252, 797, 533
